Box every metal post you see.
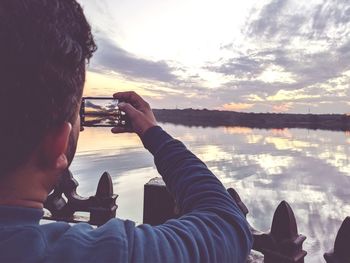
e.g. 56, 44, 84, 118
324, 217, 350, 263
89, 172, 118, 225
252, 201, 307, 263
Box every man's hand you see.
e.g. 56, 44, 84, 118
111, 91, 157, 137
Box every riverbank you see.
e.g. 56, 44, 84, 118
153, 109, 350, 131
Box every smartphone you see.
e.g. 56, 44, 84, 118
80, 97, 129, 127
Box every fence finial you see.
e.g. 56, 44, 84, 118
324, 217, 350, 263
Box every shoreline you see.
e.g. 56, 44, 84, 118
153, 109, 350, 132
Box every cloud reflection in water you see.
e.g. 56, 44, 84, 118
70, 124, 350, 262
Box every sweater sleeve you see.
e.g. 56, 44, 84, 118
131, 126, 253, 263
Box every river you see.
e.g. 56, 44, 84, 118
69, 123, 350, 262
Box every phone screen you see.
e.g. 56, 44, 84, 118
80, 97, 128, 127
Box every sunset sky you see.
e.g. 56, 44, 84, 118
78, 0, 350, 114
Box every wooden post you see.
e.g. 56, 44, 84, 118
143, 177, 177, 225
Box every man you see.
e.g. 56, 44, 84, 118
0, 0, 252, 262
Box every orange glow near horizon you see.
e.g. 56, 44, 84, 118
221, 103, 254, 111
272, 103, 293, 112
84, 71, 157, 98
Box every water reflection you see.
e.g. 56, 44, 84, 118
70, 124, 350, 262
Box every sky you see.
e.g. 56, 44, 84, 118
78, 0, 350, 114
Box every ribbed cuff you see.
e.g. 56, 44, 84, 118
141, 126, 174, 156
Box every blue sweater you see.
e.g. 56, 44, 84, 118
0, 126, 252, 262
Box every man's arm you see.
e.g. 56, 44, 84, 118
113, 92, 253, 263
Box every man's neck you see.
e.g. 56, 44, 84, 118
0, 179, 48, 208
0, 168, 54, 209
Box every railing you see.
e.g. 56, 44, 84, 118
44, 169, 117, 226
44, 170, 350, 262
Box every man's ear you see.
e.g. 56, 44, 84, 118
40, 122, 72, 171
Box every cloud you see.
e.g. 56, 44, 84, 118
90, 36, 178, 83
204, 0, 350, 113
81, 0, 350, 113
309, 1, 350, 39
206, 55, 265, 78
246, 0, 293, 39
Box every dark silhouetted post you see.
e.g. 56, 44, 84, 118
143, 178, 177, 225
251, 201, 307, 263
324, 217, 350, 263
90, 172, 118, 225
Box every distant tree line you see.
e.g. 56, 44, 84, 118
153, 109, 350, 131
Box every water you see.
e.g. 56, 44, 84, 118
70, 123, 350, 262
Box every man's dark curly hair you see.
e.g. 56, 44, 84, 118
0, 0, 97, 175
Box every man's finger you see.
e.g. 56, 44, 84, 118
114, 91, 140, 101
111, 126, 133, 134
113, 91, 147, 107
118, 102, 139, 118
